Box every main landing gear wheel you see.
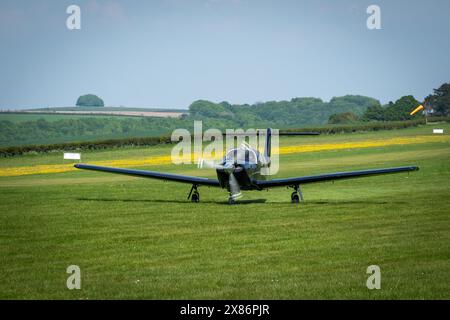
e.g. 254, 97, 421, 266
187, 184, 200, 203
291, 192, 300, 203
290, 185, 304, 204
191, 192, 200, 203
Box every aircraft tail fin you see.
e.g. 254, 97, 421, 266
265, 128, 272, 158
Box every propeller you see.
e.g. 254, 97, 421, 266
228, 170, 242, 200
197, 158, 242, 200
197, 158, 233, 171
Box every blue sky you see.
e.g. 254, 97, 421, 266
0, 0, 449, 109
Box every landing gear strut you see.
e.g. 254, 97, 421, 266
228, 194, 236, 205
291, 185, 304, 203
187, 184, 200, 203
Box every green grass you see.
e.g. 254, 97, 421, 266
0, 124, 449, 299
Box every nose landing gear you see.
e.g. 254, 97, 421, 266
227, 191, 242, 205
291, 185, 304, 204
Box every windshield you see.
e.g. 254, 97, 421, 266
224, 148, 258, 165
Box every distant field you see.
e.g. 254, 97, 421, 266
1, 109, 185, 121
0, 113, 136, 123
0, 124, 449, 299
23, 106, 188, 113
23, 111, 183, 118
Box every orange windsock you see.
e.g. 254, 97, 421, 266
410, 105, 424, 116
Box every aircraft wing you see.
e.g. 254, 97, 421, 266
255, 166, 419, 188
74, 164, 220, 187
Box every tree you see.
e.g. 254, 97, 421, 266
328, 112, 359, 124
362, 95, 421, 121
76, 94, 104, 107
384, 95, 421, 121
425, 83, 450, 116
328, 95, 381, 116
362, 104, 386, 121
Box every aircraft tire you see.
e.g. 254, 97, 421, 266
191, 192, 200, 203
291, 192, 300, 203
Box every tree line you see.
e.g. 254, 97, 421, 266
189, 95, 379, 128
329, 83, 450, 124
1, 83, 449, 147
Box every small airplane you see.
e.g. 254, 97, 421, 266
75, 129, 419, 204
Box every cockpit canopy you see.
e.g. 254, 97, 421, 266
223, 147, 259, 165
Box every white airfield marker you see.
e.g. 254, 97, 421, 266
64, 153, 81, 160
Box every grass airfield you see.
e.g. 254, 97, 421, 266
1, 124, 449, 299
